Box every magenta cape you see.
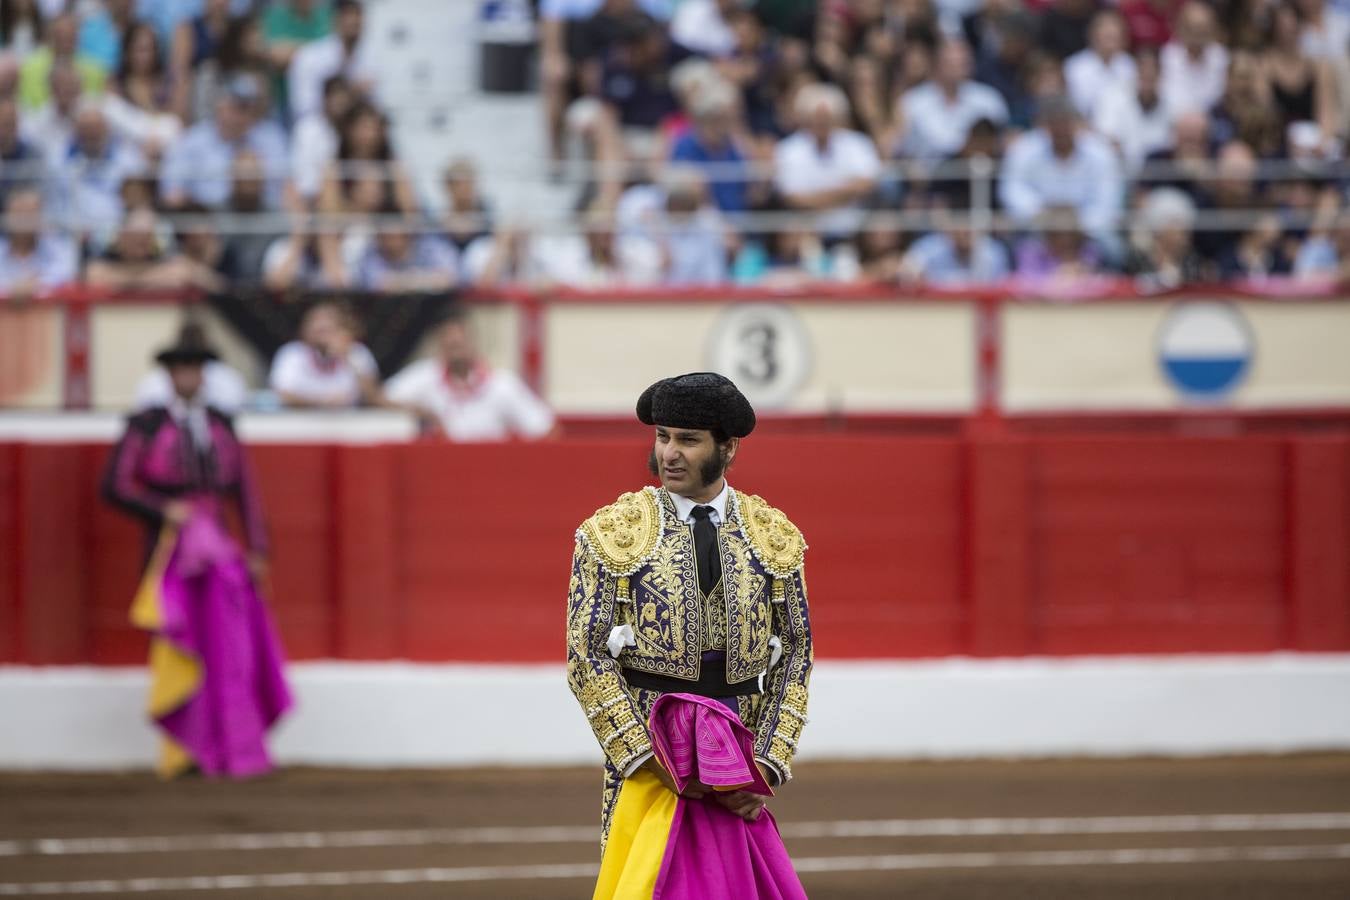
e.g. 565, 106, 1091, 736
132, 513, 293, 778
593, 692, 808, 899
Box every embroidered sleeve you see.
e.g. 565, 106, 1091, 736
754, 567, 813, 784
100, 419, 167, 523
566, 540, 653, 774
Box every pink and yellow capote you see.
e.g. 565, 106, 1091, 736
595, 692, 808, 899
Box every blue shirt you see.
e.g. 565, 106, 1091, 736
160, 120, 289, 209
904, 232, 1010, 284
663, 214, 727, 286
670, 133, 748, 213
46, 137, 147, 235
355, 237, 459, 290
135, 0, 253, 45
1294, 237, 1339, 277
78, 10, 124, 73
0, 235, 79, 291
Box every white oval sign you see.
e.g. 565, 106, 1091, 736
706, 304, 812, 410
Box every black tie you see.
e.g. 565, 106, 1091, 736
690, 505, 721, 596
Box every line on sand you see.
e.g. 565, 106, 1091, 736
3, 812, 1350, 858
2, 844, 1350, 895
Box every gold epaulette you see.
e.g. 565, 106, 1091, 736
735, 491, 807, 578
576, 487, 663, 576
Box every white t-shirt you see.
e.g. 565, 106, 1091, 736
287, 35, 380, 121
1064, 50, 1138, 118
774, 129, 882, 236
1093, 83, 1173, 173
1159, 42, 1229, 117
268, 340, 379, 407
898, 81, 1009, 159
290, 114, 337, 199
384, 359, 555, 442
133, 361, 249, 415
670, 0, 736, 57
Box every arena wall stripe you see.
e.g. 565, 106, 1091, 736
2, 433, 1349, 664
1, 656, 1348, 769
1288, 437, 1350, 650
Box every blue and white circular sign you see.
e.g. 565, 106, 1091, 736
1157, 302, 1254, 400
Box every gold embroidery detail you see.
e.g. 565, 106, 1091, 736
701, 581, 727, 651
622, 512, 701, 679
579, 489, 662, 576
736, 492, 806, 578
576, 670, 651, 769
758, 677, 809, 783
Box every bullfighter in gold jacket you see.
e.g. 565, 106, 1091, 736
566, 373, 813, 849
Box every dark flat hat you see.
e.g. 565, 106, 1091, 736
154, 322, 218, 366
636, 372, 756, 437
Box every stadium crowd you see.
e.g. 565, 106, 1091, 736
0, 0, 1348, 296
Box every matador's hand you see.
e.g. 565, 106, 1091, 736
642, 757, 708, 799
713, 789, 767, 822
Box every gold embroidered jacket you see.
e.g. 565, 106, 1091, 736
566, 486, 813, 781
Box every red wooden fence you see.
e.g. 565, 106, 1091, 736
2, 433, 1347, 665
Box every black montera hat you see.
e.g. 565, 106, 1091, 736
636, 372, 756, 438
154, 321, 219, 366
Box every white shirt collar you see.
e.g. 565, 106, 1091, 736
669, 480, 731, 526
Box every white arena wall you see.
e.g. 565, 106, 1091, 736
2, 656, 1349, 771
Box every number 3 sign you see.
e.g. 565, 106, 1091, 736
706, 303, 812, 409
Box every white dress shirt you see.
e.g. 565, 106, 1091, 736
1092, 82, 1173, 173
670, 0, 736, 57
1159, 41, 1229, 117
999, 128, 1124, 235
269, 340, 379, 407
1064, 49, 1138, 117
287, 35, 379, 122
898, 81, 1009, 159
774, 129, 882, 237
668, 480, 731, 526
383, 359, 555, 442
289, 114, 337, 200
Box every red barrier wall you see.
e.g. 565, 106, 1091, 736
2, 435, 1348, 665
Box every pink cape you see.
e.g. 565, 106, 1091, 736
648, 693, 808, 899
150, 513, 293, 778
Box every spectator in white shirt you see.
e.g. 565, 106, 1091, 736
1160, 1, 1229, 117
269, 301, 382, 409
1296, 0, 1350, 59
354, 228, 459, 292
384, 309, 557, 442
45, 100, 146, 239
0, 186, 78, 297
624, 167, 730, 285
159, 77, 288, 210
670, 0, 738, 58
774, 82, 882, 238
999, 94, 1124, 243
1093, 47, 1172, 172
287, 0, 377, 122
527, 201, 662, 286
896, 38, 1009, 161
1065, 10, 1137, 117
899, 206, 1011, 285
289, 75, 353, 205
20, 60, 82, 162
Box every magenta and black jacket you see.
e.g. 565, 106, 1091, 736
101, 407, 268, 558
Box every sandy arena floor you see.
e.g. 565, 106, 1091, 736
2, 755, 1349, 898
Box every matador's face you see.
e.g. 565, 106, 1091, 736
650, 426, 737, 502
